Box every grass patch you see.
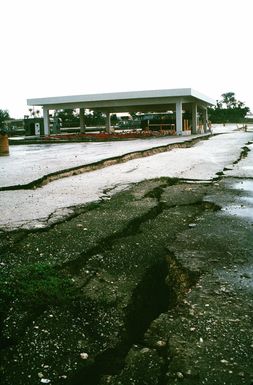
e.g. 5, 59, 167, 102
0, 262, 76, 312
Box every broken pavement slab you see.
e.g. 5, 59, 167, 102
0, 135, 207, 189
1, 177, 253, 385
144, 182, 253, 384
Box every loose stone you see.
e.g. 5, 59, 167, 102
80, 352, 89, 360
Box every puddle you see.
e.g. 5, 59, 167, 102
222, 179, 253, 221
233, 180, 253, 192
242, 196, 253, 204
222, 205, 253, 220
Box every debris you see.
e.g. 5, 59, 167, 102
241, 273, 251, 279
80, 352, 89, 360
156, 340, 166, 347
220, 359, 229, 364
140, 348, 150, 354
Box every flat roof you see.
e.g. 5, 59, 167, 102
27, 88, 215, 114
28, 88, 215, 106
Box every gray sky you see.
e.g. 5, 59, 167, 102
0, 0, 252, 118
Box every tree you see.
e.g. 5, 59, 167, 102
221, 92, 237, 109
208, 92, 250, 123
0, 109, 10, 131
83, 110, 106, 126
129, 112, 138, 120
57, 109, 79, 128
110, 114, 118, 125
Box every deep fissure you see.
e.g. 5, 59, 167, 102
63, 252, 199, 385
58, 187, 217, 385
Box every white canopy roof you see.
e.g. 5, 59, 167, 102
27, 88, 215, 113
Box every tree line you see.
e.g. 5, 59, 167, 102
56, 109, 118, 128
208, 92, 250, 123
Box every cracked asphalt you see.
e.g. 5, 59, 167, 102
0, 124, 253, 385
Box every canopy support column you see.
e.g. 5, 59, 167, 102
43, 107, 50, 136
105, 112, 111, 133
176, 100, 183, 135
80, 108, 86, 133
203, 107, 208, 133
192, 103, 197, 134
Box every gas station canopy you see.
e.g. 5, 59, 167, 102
27, 88, 215, 135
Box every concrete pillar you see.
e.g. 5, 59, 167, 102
105, 112, 111, 133
80, 108, 85, 133
176, 100, 183, 135
52, 110, 60, 134
203, 108, 208, 133
192, 103, 197, 134
43, 107, 50, 136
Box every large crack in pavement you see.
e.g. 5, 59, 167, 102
1, 130, 251, 230
214, 140, 252, 179
232, 140, 252, 166
63, 138, 253, 385
61, 179, 219, 275
54, 182, 219, 385
0, 177, 224, 385
0, 135, 211, 191
67, 252, 200, 385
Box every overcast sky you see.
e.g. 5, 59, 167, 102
0, 0, 252, 118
